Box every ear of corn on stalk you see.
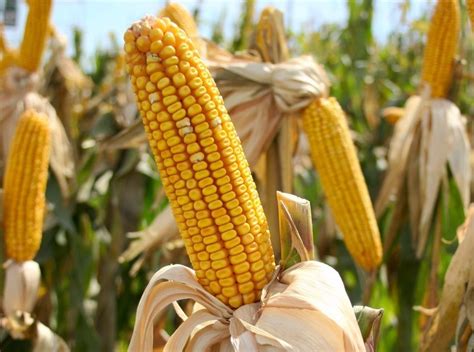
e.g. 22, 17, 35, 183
420, 0, 460, 98
17, 0, 53, 72
302, 97, 382, 271
124, 16, 275, 308
159, 2, 199, 39
3, 109, 51, 261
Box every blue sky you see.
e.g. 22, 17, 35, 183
4, 0, 430, 63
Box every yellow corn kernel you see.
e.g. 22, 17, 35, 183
17, 0, 52, 72
3, 109, 51, 261
420, 0, 460, 98
158, 2, 199, 39
124, 16, 275, 308
302, 97, 382, 271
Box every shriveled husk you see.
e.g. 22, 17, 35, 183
375, 86, 470, 257
1, 260, 69, 351
420, 205, 474, 351
0, 67, 74, 195
128, 191, 365, 351
119, 205, 180, 274
208, 55, 329, 167
129, 262, 365, 352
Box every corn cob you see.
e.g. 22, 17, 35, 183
302, 97, 382, 271
17, 0, 52, 72
124, 16, 275, 308
420, 0, 460, 98
3, 109, 51, 262
159, 3, 199, 39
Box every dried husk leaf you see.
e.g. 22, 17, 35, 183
421, 207, 474, 351
119, 205, 179, 272
375, 95, 424, 216
376, 91, 470, 256
128, 261, 365, 352
277, 192, 315, 268
2, 260, 41, 317
33, 322, 69, 352
209, 55, 329, 167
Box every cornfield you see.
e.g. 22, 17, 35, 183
0, 0, 473, 351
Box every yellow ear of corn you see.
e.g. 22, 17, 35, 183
302, 97, 382, 271
17, 0, 52, 72
420, 0, 460, 98
159, 3, 199, 39
124, 16, 275, 308
3, 109, 51, 262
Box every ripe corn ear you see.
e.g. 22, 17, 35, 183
159, 3, 199, 39
420, 0, 460, 98
302, 97, 382, 271
3, 109, 51, 261
124, 16, 275, 308
17, 0, 52, 72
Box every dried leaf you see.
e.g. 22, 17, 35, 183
417, 100, 450, 257
421, 208, 474, 351
129, 261, 364, 352
375, 95, 423, 216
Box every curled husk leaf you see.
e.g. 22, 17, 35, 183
129, 262, 365, 351
375, 87, 470, 257
421, 206, 474, 351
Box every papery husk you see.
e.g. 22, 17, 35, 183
119, 205, 179, 274
128, 262, 365, 352
0, 67, 74, 195
2, 260, 41, 318
375, 87, 470, 256
41, 27, 92, 137
33, 322, 69, 352
209, 55, 329, 167
420, 205, 474, 351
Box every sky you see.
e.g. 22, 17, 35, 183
2, 0, 431, 64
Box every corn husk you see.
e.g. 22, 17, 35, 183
375, 86, 470, 257
119, 205, 180, 274
129, 261, 365, 352
2, 260, 41, 318
128, 192, 365, 351
420, 205, 474, 351
208, 55, 329, 167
